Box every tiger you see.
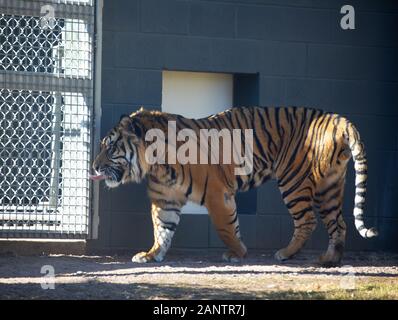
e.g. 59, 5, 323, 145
91, 106, 378, 267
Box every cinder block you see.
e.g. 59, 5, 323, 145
284, 78, 333, 109
189, 3, 235, 38
344, 0, 398, 13
259, 77, 286, 106
163, 36, 213, 71
102, 69, 162, 105
103, 0, 139, 32
110, 212, 153, 249
279, 7, 333, 42
376, 218, 398, 252
261, 42, 307, 77
330, 11, 398, 47
378, 83, 398, 117
280, 214, 294, 247
237, 6, 332, 42
209, 220, 225, 248
236, 189, 257, 215
98, 183, 112, 212
256, 215, 281, 249
208, 214, 257, 249
99, 104, 115, 136
348, 115, 397, 152
308, 45, 398, 82
344, 217, 379, 251
173, 214, 209, 248
326, 80, 379, 115
307, 217, 329, 250
314, 81, 398, 117
236, 5, 283, 40
239, 215, 257, 249
114, 33, 165, 69
141, 0, 189, 34
210, 38, 262, 73
109, 183, 151, 214
91, 210, 111, 249
102, 31, 117, 68
257, 180, 287, 215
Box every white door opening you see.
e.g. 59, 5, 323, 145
161, 70, 233, 214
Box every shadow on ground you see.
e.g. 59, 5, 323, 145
1, 251, 397, 299
0, 281, 375, 300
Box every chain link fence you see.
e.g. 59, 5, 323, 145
0, 0, 95, 238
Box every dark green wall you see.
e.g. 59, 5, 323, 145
90, 0, 398, 253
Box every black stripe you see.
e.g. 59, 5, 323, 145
319, 204, 341, 217
185, 169, 193, 198
286, 196, 311, 209
280, 165, 312, 199
147, 186, 164, 196
315, 180, 340, 198
162, 207, 181, 213
357, 225, 365, 231
356, 181, 366, 188
257, 108, 277, 155
158, 217, 177, 232
274, 108, 281, 137
354, 156, 366, 162
294, 221, 317, 229
328, 226, 338, 237
329, 117, 340, 166
292, 206, 313, 220
355, 213, 364, 220
200, 174, 209, 206
355, 202, 365, 209
228, 212, 238, 225
236, 176, 244, 190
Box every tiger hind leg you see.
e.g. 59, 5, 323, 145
275, 184, 317, 261
315, 177, 347, 267
206, 192, 247, 263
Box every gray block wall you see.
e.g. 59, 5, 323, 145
89, 0, 398, 254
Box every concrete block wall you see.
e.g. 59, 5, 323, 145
90, 0, 398, 253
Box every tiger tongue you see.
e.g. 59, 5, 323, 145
89, 174, 106, 181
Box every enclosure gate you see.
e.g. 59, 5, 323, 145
0, 0, 95, 238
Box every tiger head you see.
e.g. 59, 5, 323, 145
91, 112, 147, 188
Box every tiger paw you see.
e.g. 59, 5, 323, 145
318, 253, 341, 268
132, 251, 157, 263
274, 248, 290, 262
222, 251, 242, 263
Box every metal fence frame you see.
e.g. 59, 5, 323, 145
0, 0, 100, 239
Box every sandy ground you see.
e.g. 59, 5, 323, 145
0, 250, 397, 299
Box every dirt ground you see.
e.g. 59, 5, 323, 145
0, 250, 397, 300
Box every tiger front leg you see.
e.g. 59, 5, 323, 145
132, 201, 181, 263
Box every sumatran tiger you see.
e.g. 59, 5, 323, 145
91, 106, 377, 267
